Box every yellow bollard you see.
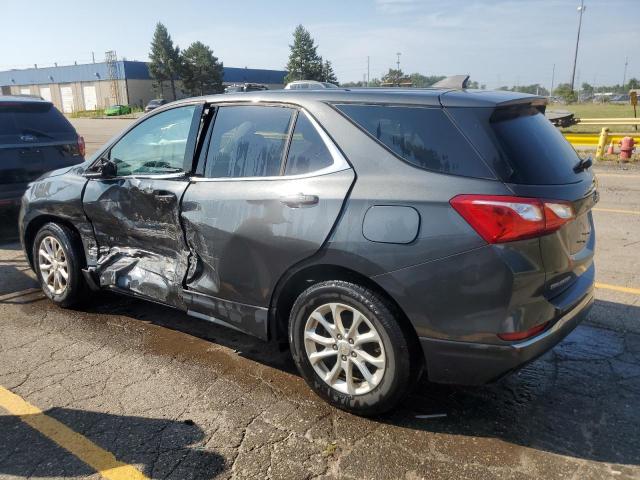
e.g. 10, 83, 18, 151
595, 127, 609, 161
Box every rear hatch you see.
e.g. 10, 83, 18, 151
446, 98, 597, 303
0, 100, 83, 194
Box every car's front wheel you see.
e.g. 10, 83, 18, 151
289, 280, 416, 416
33, 223, 87, 307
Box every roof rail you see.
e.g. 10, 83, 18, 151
432, 75, 470, 89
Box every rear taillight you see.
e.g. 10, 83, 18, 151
498, 321, 549, 341
450, 195, 575, 244
77, 135, 86, 157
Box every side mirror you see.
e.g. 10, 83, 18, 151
85, 158, 117, 179
101, 159, 117, 178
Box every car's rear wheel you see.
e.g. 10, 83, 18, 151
289, 280, 415, 416
33, 223, 86, 307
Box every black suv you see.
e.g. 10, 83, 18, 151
19, 88, 596, 415
1, 96, 84, 210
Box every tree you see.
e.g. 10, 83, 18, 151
321, 59, 338, 84
408, 73, 445, 87
181, 41, 224, 96
381, 68, 405, 86
149, 22, 181, 100
285, 25, 323, 83
628, 78, 640, 90
581, 82, 594, 96
554, 83, 577, 103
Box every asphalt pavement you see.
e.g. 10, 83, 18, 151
0, 118, 638, 479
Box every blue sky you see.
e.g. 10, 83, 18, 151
1, 0, 638, 88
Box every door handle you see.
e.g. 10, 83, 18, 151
153, 190, 176, 200
279, 193, 319, 208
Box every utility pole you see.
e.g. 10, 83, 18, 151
570, 0, 586, 92
367, 56, 370, 87
91, 51, 95, 63
622, 56, 629, 90
550, 63, 556, 97
396, 52, 401, 71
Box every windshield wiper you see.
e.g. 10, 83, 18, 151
573, 156, 592, 173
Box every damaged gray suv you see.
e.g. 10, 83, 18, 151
19, 87, 597, 415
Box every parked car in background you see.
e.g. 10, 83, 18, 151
224, 83, 269, 93
1, 96, 84, 210
19, 88, 596, 415
144, 99, 168, 112
284, 80, 339, 90
104, 104, 132, 116
610, 94, 631, 105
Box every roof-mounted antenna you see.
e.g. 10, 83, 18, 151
432, 75, 470, 89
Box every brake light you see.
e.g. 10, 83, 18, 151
450, 195, 575, 244
498, 321, 549, 341
77, 135, 86, 157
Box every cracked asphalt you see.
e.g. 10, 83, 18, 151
1, 147, 640, 478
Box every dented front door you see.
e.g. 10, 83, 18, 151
82, 104, 202, 307
83, 175, 190, 307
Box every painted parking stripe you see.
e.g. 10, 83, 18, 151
593, 207, 640, 215
595, 282, 640, 295
0, 386, 148, 480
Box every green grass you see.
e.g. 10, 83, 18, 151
554, 103, 639, 134
69, 105, 143, 118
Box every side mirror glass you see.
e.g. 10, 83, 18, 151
101, 159, 117, 178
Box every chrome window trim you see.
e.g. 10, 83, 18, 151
192, 107, 350, 182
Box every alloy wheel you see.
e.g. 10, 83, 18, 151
38, 236, 69, 295
304, 302, 386, 395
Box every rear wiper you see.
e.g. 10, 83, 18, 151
21, 127, 55, 140
573, 156, 592, 173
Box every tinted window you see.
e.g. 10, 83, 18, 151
109, 105, 196, 176
335, 104, 493, 178
0, 102, 75, 144
205, 106, 294, 178
490, 107, 581, 185
284, 113, 333, 175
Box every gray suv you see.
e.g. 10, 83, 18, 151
19, 88, 596, 415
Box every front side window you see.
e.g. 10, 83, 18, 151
109, 105, 197, 176
205, 105, 294, 178
284, 112, 333, 175
335, 104, 493, 179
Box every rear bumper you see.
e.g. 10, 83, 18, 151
420, 288, 594, 385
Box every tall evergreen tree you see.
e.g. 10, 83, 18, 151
321, 59, 338, 85
149, 23, 181, 100
181, 42, 224, 96
285, 25, 323, 83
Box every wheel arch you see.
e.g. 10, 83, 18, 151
23, 215, 86, 270
269, 263, 421, 353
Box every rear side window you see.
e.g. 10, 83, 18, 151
0, 102, 75, 144
334, 104, 493, 179
284, 112, 333, 175
205, 106, 294, 178
490, 107, 581, 185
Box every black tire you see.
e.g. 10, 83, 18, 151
32, 222, 87, 307
289, 280, 416, 416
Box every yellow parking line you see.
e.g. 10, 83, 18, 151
595, 282, 640, 295
0, 386, 148, 480
593, 207, 640, 215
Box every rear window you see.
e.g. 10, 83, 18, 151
489, 106, 581, 185
334, 104, 494, 179
0, 102, 75, 143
